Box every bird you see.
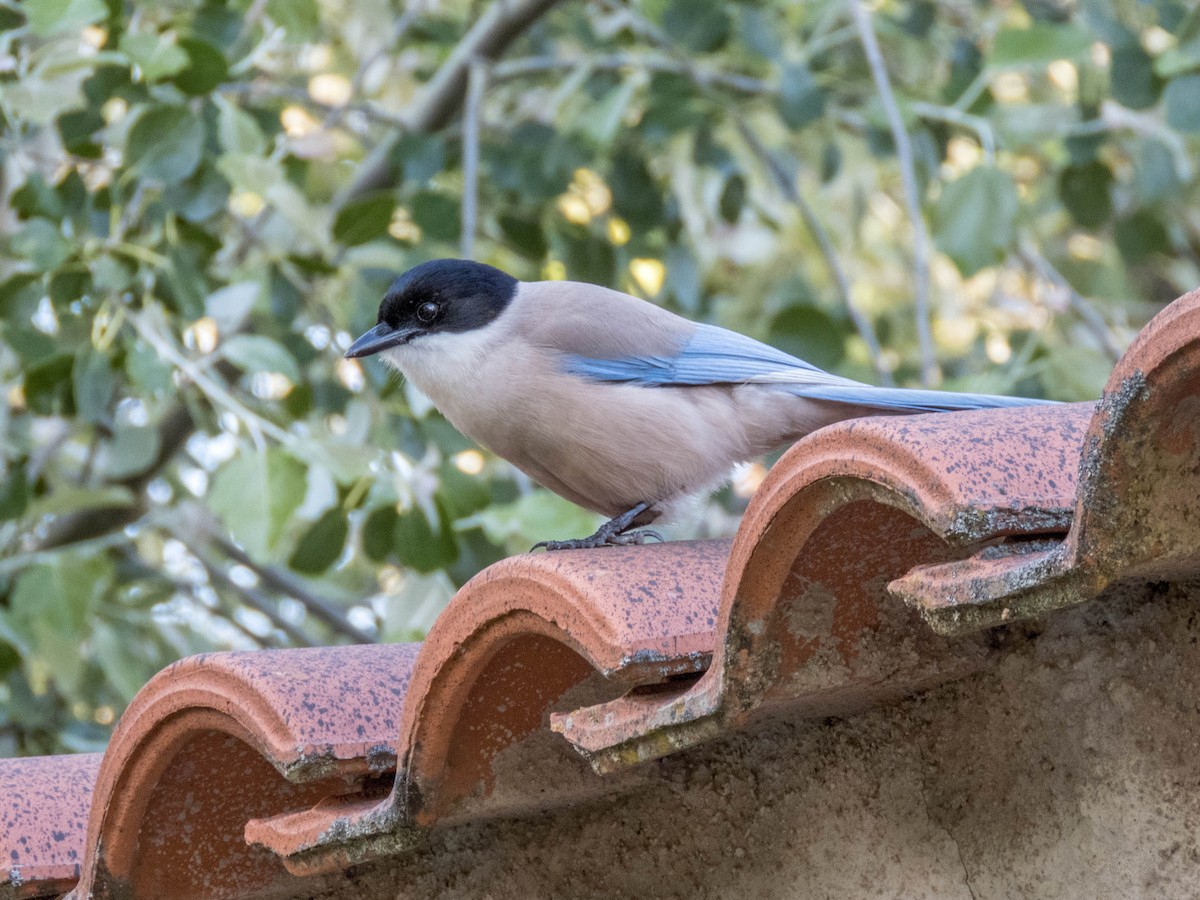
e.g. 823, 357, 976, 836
346, 258, 1053, 551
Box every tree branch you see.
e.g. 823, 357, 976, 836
1017, 243, 1124, 363
207, 529, 375, 644
168, 528, 320, 647
336, 0, 567, 208
733, 116, 893, 386
460, 59, 488, 260
849, 0, 937, 386
33, 402, 197, 551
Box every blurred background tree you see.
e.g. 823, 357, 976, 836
0, 0, 1194, 754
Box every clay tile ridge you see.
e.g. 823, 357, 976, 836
65, 643, 419, 899
246, 540, 727, 874
892, 285, 1200, 631
0, 753, 100, 900
2, 287, 1195, 896
557, 287, 1200, 773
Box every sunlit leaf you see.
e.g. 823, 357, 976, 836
210, 450, 307, 556
24, 0, 106, 36
221, 334, 301, 382
1164, 74, 1200, 132
934, 167, 1019, 276
119, 32, 189, 82
991, 24, 1092, 66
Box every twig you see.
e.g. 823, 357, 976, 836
1017, 243, 1123, 362
849, 0, 937, 386
461, 58, 488, 259
170, 530, 319, 647
207, 529, 375, 644
336, 0, 567, 208
909, 101, 996, 163
34, 403, 196, 551
733, 116, 893, 386
490, 52, 771, 95
116, 547, 273, 648
129, 305, 294, 450
321, 5, 423, 132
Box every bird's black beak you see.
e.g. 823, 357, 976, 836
344, 323, 418, 359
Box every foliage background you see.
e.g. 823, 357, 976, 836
1, 0, 1195, 754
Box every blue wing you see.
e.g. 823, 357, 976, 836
563, 323, 1054, 412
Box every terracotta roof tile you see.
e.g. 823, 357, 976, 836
69, 643, 419, 898
248, 541, 726, 873
0, 753, 100, 899
892, 285, 1200, 633
2, 287, 1197, 897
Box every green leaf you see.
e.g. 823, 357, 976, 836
72, 348, 116, 424
125, 342, 174, 394
437, 462, 492, 520
105, 425, 161, 479
57, 108, 105, 158
12, 174, 64, 221
1110, 44, 1161, 109
718, 173, 746, 224
584, 79, 638, 146
498, 212, 548, 258
22, 353, 74, 412
333, 192, 395, 247
0, 465, 29, 521
394, 501, 458, 574
210, 450, 307, 556
1114, 211, 1171, 262
777, 63, 826, 129
220, 334, 301, 382
362, 505, 398, 562
11, 218, 71, 271
609, 149, 664, 230
267, 0, 320, 42
769, 306, 845, 372
119, 32, 189, 82
214, 95, 267, 156
410, 192, 460, 242
662, 0, 730, 52
24, 0, 106, 36
1164, 74, 1200, 132
933, 167, 1019, 276
172, 38, 228, 95
1040, 343, 1113, 401
1058, 161, 1113, 228
125, 105, 205, 185
289, 508, 349, 574
91, 622, 156, 702
991, 24, 1092, 66
1131, 139, 1181, 204
204, 281, 260, 332
473, 492, 599, 555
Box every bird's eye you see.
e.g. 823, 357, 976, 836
416, 301, 439, 324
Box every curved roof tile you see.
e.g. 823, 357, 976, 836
0, 753, 100, 899
67, 644, 418, 898
893, 286, 1200, 633
3, 287, 1197, 897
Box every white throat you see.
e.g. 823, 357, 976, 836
380, 323, 505, 409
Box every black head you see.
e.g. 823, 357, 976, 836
345, 259, 518, 359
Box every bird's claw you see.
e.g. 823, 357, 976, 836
530, 528, 665, 552
530, 502, 663, 552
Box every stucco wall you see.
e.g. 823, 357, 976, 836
322, 579, 1200, 900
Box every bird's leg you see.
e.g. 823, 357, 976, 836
531, 502, 665, 552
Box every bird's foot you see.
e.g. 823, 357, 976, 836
531, 502, 663, 552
